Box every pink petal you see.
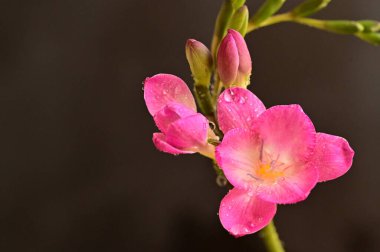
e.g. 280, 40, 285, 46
254, 105, 316, 163
144, 74, 196, 116
217, 87, 266, 133
216, 129, 262, 191
216, 128, 318, 204
165, 113, 209, 151
153, 103, 196, 133
152, 133, 194, 155
219, 187, 277, 237
313, 133, 354, 182
228, 29, 252, 76
217, 33, 239, 86
255, 162, 318, 204
252, 105, 318, 203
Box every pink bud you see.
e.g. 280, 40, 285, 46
217, 29, 252, 87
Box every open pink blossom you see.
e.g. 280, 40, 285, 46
144, 73, 216, 158
216, 87, 354, 237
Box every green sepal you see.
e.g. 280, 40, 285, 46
292, 0, 331, 17
251, 0, 285, 26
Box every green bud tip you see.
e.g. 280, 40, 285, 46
324, 20, 364, 34
228, 5, 249, 36
252, 0, 286, 26
292, 0, 332, 18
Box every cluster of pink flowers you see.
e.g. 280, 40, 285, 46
143, 29, 354, 237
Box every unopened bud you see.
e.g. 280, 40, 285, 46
185, 39, 213, 85
323, 20, 364, 34
292, 0, 331, 18
217, 29, 252, 87
358, 20, 380, 33
228, 5, 249, 36
357, 32, 380, 46
251, 0, 285, 26
231, 0, 245, 9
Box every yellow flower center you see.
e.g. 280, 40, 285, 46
257, 163, 284, 181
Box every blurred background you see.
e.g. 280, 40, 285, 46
1, 0, 379, 251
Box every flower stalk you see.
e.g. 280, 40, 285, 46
260, 221, 285, 252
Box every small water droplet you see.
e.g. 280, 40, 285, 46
223, 92, 232, 102
238, 96, 246, 104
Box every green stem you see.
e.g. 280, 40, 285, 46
247, 12, 294, 32
247, 12, 327, 33
259, 221, 285, 252
193, 84, 215, 117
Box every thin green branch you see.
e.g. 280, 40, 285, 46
259, 221, 285, 252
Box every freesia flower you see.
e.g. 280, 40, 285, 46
144, 73, 217, 158
216, 87, 354, 237
217, 29, 252, 87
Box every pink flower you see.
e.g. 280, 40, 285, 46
216, 87, 354, 237
217, 29, 252, 87
144, 73, 217, 158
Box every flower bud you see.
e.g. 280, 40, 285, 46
358, 20, 380, 33
211, 0, 246, 58
228, 5, 249, 36
217, 29, 252, 87
251, 0, 285, 26
323, 20, 364, 34
357, 32, 380, 46
185, 39, 213, 85
292, 0, 331, 18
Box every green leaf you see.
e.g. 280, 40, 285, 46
292, 0, 331, 17
251, 0, 286, 26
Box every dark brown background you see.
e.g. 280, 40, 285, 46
0, 0, 379, 251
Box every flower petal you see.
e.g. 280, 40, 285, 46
216, 127, 318, 204
254, 105, 316, 163
219, 187, 277, 237
152, 133, 194, 155
217, 87, 266, 133
144, 74, 196, 116
217, 32, 239, 86
313, 133, 354, 182
255, 162, 318, 204
165, 113, 209, 151
228, 29, 252, 76
252, 105, 318, 203
216, 129, 262, 190
153, 103, 196, 133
